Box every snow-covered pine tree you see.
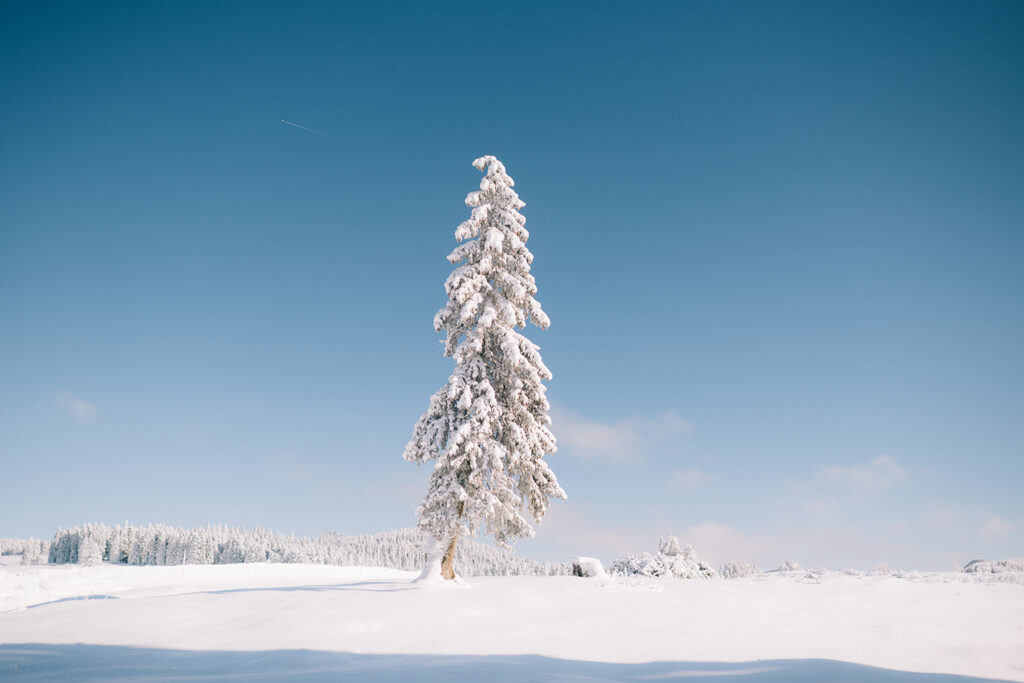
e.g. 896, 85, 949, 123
78, 537, 103, 566
404, 155, 565, 581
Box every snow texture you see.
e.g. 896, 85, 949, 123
404, 156, 565, 552
1, 563, 1022, 682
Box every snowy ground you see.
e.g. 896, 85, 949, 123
1, 561, 1022, 681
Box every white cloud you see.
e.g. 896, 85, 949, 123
979, 516, 1014, 539
821, 455, 905, 495
804, 498, 836, 517
888, 518, 909, 533
551, 408, 693, 462
265, 451, 315, 481
519, 505, 652, 562
677, 522, 773, 567
55, 390, 97, 424
671, 468, 712, 489
523, 509, 773, 569
921, 500, 965, 531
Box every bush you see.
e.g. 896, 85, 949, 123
610, 536, 716, 579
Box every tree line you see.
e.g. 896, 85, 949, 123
18, 523, 568, 576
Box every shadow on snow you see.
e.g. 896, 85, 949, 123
191, 580, 418, 596
10, 581, 414, 613
20, 595, 120, 611
0, 644, 1013, 682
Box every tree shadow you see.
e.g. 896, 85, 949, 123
190, 580, 418, 597
0, 644, 1013, 682
21, 595, 120, 611
7, 580, 418, 614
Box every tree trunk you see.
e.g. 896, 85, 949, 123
440, 532, 458, 580
439, 501, 465, 581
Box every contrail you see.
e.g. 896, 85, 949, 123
281, 119, 326, 135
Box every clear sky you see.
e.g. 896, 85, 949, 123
2, 1, 1022, 570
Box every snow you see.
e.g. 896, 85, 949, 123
964, 559, 1024, 574
2, 562, 1022, 681
571, 556, 608, 579
610, 535, 717, 578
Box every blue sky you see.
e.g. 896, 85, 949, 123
2, 1, 1021, 570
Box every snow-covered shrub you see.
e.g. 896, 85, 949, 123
572, 557, 608, 578
774, 560, 803, 572
719, 560, 761, 578
962, 559, 1024, 574
610, 536, 717, 579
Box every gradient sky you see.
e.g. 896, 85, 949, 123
2, 1, 1022, 570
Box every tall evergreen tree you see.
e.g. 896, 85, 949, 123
404, 155, 565, 580
78, 537, 103, 566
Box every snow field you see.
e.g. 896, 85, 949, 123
1, 562, 1023, 681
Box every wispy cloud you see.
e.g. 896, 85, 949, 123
678, 522, 773, 566
280, 119, 326, 135
265, 451, 315, 481
519, 505, 654, 561
980, 516, 1015, 539
551, 408, 693, 462
803, 498, 836, 517
671, 468, 712, 489
921, 500, 965, 531
55, 390, 97, 424
821, 455, 905, 495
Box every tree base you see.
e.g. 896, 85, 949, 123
415, 535, 463, 584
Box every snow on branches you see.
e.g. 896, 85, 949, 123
610, 536, 718, 579
404, 156, 565, 577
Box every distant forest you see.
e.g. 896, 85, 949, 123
2, 523, 569, 577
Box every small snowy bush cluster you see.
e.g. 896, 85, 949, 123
774, 560, 804, 572
610, 536, 717, 579
42, 524, 569, 577
962, 559, 1024, 574
719, 559, 762, 578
